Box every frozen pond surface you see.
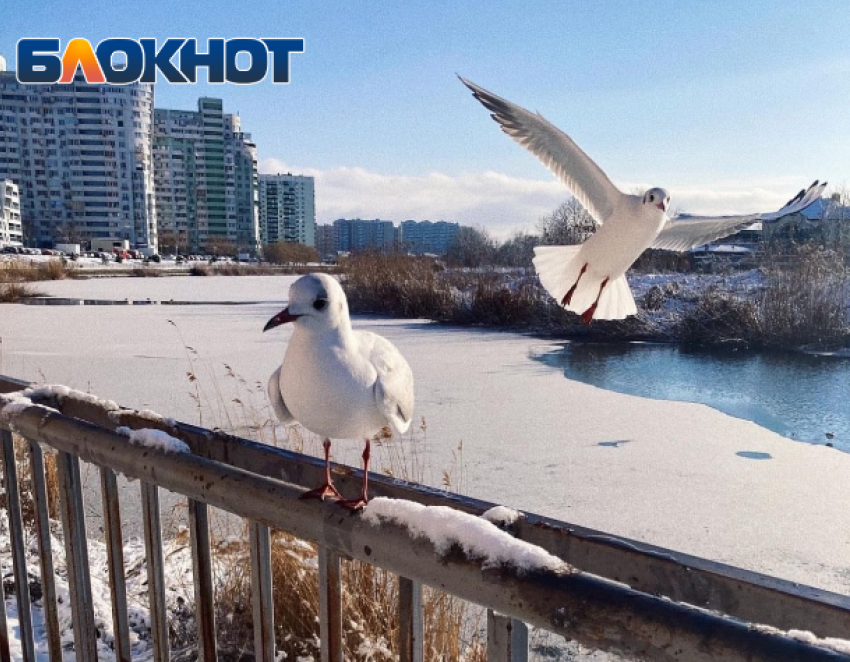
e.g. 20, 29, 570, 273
2, 274, 849, 595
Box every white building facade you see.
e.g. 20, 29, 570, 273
0, 178, 22, 247
258, 173, 315, 247
0, 71, 157, 249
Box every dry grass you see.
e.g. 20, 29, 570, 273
0, 281, 47, 302
0, 434, 60, 527
757, 245, 849, 349
0, 259, 76, 283
676, 288, 762, 349
343, 252, 455, 319
189, 528, 485, 661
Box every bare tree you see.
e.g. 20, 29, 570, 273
445, 226, 497, 267
537, 198, 597, 245
497, 230, 539, 267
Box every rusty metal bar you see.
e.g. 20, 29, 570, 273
55, 450, 98, 662
141, 481, 169, 662
0, 430, 34, 661
100, 467, 132, 662
11, 376, 850, 640
249, 521, 274, 662
28, 440, 62, 662
189, 499, 217, 662
318, 546, 343, 662
487, 610, 528, 662
398, 577, 423, 662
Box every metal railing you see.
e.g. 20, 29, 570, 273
1, 373, 849, 661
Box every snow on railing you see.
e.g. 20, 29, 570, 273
1, 374, 850, 661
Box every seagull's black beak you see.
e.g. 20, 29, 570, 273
263, 307, 300, 332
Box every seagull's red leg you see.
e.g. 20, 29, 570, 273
561, 263, 588, 306
337, 439, 371, 511
581, 277, 609, 325
300, 438, 344, 501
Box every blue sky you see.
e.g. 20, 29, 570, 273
4, 1, 850, 237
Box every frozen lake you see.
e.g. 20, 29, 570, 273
2, 274, 849, 595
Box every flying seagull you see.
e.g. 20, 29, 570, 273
264, 273, 414, 509
459, 76, 827, 323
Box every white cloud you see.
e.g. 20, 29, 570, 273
260, 158, 823, 241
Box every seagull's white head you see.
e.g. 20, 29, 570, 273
263, 273, 349, 333
642, 188, 671, 214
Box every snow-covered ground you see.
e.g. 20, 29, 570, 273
2, 273, 849, 659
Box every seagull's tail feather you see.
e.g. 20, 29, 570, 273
533, 244, 584, 305
595, 274, 637, 320
533, 245, 636, 320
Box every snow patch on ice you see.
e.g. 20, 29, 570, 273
116, 426, 190, 454
364, 497, 568, 573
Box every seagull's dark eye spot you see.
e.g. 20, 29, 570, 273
313, 298, 328, 311
649, 194, 655, 202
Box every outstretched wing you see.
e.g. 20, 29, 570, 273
267, 365, 295, 425
460, 76, 623, 225
653, 180, 827, 252
367, 335, 414, 435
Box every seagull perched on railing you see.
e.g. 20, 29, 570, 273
264, 273, 414, 509
459, 76, 827, 323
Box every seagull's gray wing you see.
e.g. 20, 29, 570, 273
267, 365, 295, 425
460, 76, 622, 225
652, 180, 827, 252
365, 334, 414, 435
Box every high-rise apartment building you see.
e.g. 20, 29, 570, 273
400, 220, 459, 255
333, 218, 398, 253
154, 98, 259, 254
0, 71, 157, 249
1, 178, 22, 247
258, 173, 315, 247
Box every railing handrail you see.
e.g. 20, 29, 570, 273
1, 374, 849, 661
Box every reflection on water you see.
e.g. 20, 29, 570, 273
531, 342, 850, 452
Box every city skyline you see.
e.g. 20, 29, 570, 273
3, 1, 850, 239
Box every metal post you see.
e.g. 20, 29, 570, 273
189, 499, 217, 661
28, 440, 62, 661
249, 521, 274, 662
141, 481, 169, 662
487, 610, 528, 662
398, 577, 423, 662
100, 467, 132, 661
0, 430, 34, 662
318, 546, 343, 662
56, 450, 98, 662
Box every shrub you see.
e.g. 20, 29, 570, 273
676, 289, 761, 348
0, 282, 46, 302
756, 245, 849, 350
343, 252, 454, 319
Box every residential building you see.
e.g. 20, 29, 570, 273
333, 218, 398, 253
400, 219, 459, 255
154, 98, 259, 254
258, 173, 315, 247
0, 70, 157, 249
1, 178, 22, 247
314, 223, 338, 260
